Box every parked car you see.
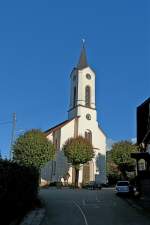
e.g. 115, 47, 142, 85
115, 181, 131, 195
84, 181, 102, 190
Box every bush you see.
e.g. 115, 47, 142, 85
49, 181, 63, 188
49, 181, 57, 186
0, 159, 39, 225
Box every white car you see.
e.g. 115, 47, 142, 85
115, 181, 130, 194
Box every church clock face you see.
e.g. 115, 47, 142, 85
86, 73, 91, 80
86, 114, 91, 120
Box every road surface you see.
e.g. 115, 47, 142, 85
40, 187, 150, 225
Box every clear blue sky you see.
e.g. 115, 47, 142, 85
0, 0, 149, 157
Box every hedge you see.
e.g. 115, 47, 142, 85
0, 159, 39, 225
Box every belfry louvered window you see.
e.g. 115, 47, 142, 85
85, 86, 91, 107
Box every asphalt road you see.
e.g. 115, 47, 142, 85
40, 187, 150, 225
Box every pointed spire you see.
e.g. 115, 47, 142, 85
77, 39, 88, 70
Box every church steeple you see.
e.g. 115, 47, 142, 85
68, 42, 96, 120
77, 40, 88, 70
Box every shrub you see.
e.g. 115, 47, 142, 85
13, 129, 55, 169
0, 159, 39, 225
107, 173, 121, 185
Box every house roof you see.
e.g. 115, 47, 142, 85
137, 97, 150, 109
131, 152, 150, 160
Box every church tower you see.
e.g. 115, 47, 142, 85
67, 42, 106, 184
68, 42, 97, 123
44, 42, 107, 185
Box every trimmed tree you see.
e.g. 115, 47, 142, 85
110, 141, 138, 179
62, 136, 94, 187
106, 151, 121, 184
13, 129, 55, 169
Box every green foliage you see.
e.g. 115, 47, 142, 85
106, 151, 121, 184
62, 136, 94, 167
62, 136, 94, 187
107, 151, 120, 175
0, 159, 39, 225
108, 141, 138, 179
13, 129, 55, 169
111, 141, 138, 167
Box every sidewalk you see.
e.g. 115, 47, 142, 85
19, 208, 45, 225
126, 196, 150, 213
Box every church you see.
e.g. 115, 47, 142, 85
41, 43, 107, 185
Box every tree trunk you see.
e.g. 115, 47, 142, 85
75, 168, 79, 188
120, 169, 127, 180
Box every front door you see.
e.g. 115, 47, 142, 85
82, 162, 90, 184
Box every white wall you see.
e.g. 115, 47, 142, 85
42, 62, 106, 184
42, 117, 106, 184
77, 115, 106, 183
77, 67, 96, 109
68, 67, 96, 119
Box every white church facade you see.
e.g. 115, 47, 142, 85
41, 44, 107, 185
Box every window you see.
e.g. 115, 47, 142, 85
117, 181, 129, 186
73, 86, 76, 107
138, 159, 146, 171
85, 130, 92, 144
85, 86, 91, 107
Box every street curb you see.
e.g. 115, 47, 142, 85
19, 208, 45, 225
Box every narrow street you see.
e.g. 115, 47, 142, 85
39, 188, 150, 225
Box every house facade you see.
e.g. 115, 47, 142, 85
41, 44, 107, 185
131, 97, 150, 196
131, 97, 150, 170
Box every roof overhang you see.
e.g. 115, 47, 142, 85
131, 152, 150, 160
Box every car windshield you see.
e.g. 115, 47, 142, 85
117, 181, 129, 186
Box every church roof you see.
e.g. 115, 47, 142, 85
45, 120, 70, 135
77, 42, 88, 70
45, 117, 79, 135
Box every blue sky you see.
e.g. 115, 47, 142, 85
0, 0, 149, 157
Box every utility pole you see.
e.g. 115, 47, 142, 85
10, 112, 16, 160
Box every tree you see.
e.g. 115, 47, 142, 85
62, 136, 94, 187
110, 141, 138, 179
13, 129, 55, 169
106, 151, 121, 184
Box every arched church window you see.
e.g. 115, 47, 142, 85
85, 130, 92, 144
73, 86, 76, 107
85, 86, 91, 107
